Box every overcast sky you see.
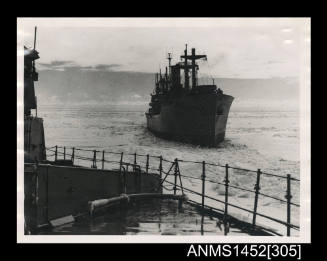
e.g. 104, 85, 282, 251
18, 18, 310, 79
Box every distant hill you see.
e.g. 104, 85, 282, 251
36, 68, 299, 106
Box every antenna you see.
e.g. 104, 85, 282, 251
33, 26, 37, 72
33, 26, 37, 50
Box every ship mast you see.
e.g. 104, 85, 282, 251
183, 44, 189, 90
33, 26, 37, 116
191, 48, 196, 88
33, 26, 37, 73
167, 52, 172, 75
181, 46, 207, 89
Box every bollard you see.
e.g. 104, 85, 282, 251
102, 150, 105, 170
252, 169, 261, 228
55, 145, 58, 161
71, 147, 75, 164
286, 174, 292, 236
201, 161, 206, 213
63, 146, 66, 160
146, 154, 149, 174
224, 164, 229, 235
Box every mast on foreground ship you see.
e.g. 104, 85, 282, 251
146, 45, 234, 146
24, 27, 46, 163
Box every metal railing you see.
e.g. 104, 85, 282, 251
44, 145, 300, 236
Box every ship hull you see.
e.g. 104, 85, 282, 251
146, 93, 234, 146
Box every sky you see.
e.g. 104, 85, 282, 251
18, 18, 310, 79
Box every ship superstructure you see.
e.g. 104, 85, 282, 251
24, 27, 46, 162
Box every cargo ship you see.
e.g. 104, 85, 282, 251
146, 45, 234, 146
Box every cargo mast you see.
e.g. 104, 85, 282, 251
181, 46, 207, 89
184, 45, 189, 90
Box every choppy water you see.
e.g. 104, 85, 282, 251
39, 102, 300, 235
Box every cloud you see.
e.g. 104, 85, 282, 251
38, 60, 121, 72
94, 64, 121, 71
50, 60, 75, 66
39, 60, 76, 70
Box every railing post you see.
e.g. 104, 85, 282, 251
63, 146, 66, 160
252, 169, 261, 228
55, 145, 58, 161
177, 162, 184, 195
134, 153, 137, 172
224, 164, 229, 235
201, 161, 206, 212
119, 152, 124, 194
120, 152, 124, 172
286, 174, 292, 236
146, 154, 149, 174
71, 147, 75, 164
102, 150, 105, 170
159, 156, 163, 180
92, 150, 97, 169
173, 158, 178, 195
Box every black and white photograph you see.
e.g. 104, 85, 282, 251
17, 18, 310, 243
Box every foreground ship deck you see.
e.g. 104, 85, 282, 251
24, 146, 300, 236
38, 198, 266, 235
